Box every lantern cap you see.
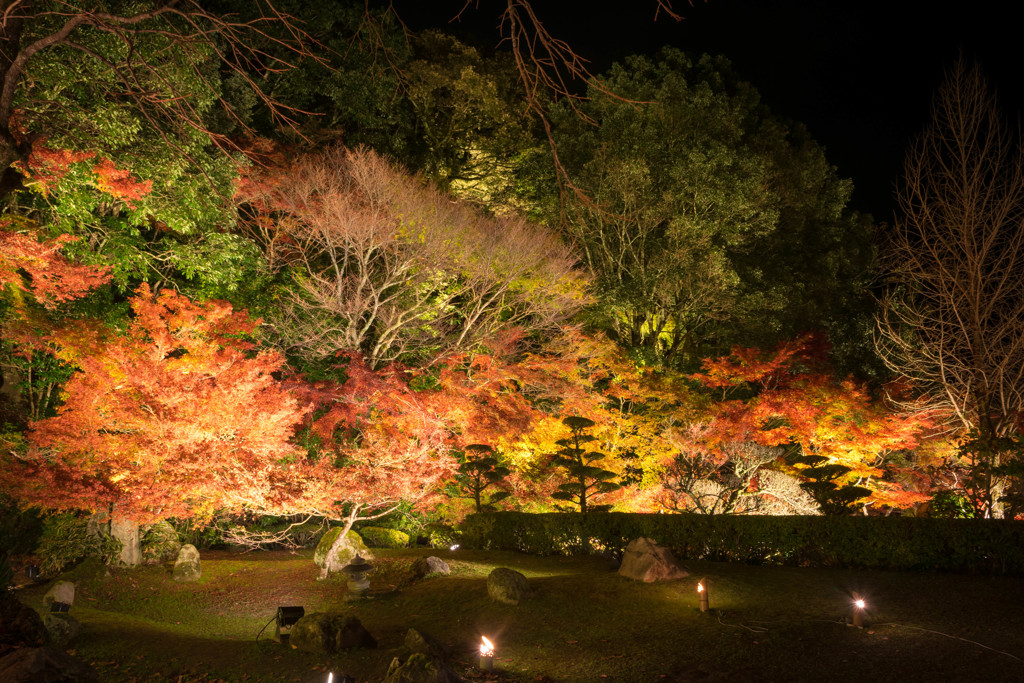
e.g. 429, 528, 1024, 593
342, 554, 373, 575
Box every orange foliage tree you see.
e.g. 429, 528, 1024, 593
669, 334, 935, 514
1, 285, 307, 532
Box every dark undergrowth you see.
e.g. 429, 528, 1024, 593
13, 548, 1024, 682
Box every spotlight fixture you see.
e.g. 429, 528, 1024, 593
49, 601, 70, 613
275, 605, 305, 644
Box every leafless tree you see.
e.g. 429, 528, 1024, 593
876, 58, 1024, 517
659, 424, 789, 515
239, 145, 584, 367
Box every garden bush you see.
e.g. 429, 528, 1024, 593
36, 513, 121, 575
357, 526, 410, 548
459, 512, 1024, 575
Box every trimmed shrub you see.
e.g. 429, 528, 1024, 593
459, 512, 1024, 575
424, 523, 461, 549
358, 526, 410, 548
141, 521, 182, 564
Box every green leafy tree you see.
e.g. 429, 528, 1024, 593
549, 416, 621, 513
0, 1, 313, 300
533, 48, 874, 371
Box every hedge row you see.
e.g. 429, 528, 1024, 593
458, 512, 1024, 575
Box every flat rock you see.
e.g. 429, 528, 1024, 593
618, 537, 688, 583
411, 556, 450, 578
487, 567, 530, 605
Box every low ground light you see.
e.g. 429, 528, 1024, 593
14, 548, 1024, 682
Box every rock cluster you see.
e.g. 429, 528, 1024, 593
289, 613, 377, 653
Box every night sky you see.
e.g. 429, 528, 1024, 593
394, 0, 1024, 223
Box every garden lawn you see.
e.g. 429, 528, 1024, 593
14, 548, 1024, 682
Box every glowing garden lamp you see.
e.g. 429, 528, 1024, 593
479, 636, 495, 670
275, 605, 305, 644
341, 554, 374, 595
697, 578, 709, 613
851, 592, 867, 628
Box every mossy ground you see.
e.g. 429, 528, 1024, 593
13, 548, 1024, 682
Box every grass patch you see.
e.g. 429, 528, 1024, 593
14, 548, 1024, 682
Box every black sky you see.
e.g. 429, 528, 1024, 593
394, 0, 1024, 222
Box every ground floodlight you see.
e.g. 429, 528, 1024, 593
50, 602, 70, 613
479, 636, 495, 670
275, 605, 305, 644
851, 592, 867, 628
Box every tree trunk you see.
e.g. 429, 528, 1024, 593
318, 516, 356, 580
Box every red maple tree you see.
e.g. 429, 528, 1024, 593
0, 218, 111, 309
673, 333, 935, 513
2, 285, 306, 527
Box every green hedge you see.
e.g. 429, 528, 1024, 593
459, 512, 1024, 575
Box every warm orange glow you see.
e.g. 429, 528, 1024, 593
854, 599, 866, 609
697, 582, 704, 593
480, 636, 495, 657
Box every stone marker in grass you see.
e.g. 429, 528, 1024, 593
172, 544, 201, 582
618, 537, 688, 583
487, 567, 531, 605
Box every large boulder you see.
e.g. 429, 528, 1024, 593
382, 653, 463, 683
110, 518, 141, 567
314, 528, 372, 575
411, 556, 450, 578
0, 597, 48, 648
42, 581, 75, 609
172, 544, 201, 582
43, 613, 81, 649
486, 567, 530, 605
618, 537, 688, 583
0, 646, 98, 682
141, 521, 182, 565
289, 613, 377, 653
